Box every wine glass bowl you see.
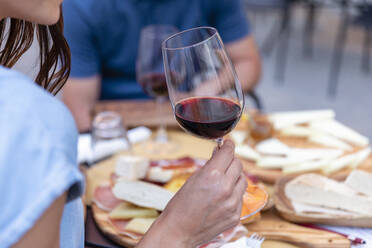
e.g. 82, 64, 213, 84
162, 27, 244, 144
137, 25, 179, 99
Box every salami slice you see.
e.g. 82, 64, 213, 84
93, 184, 123, 211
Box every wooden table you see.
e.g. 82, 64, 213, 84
94, 100, 177, 128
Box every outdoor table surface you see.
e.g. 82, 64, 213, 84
87, 100, 372, 248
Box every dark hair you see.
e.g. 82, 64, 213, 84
0, 12, 70, 95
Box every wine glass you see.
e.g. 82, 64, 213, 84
136, 25, 179, 143
162, 27, 267, 219
162, 27, 244, 147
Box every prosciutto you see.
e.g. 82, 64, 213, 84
93, 184, 123, 211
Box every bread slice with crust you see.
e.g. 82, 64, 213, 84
345, 170, 372, 197
285, 174, 372, 216
113, 180, 174, 211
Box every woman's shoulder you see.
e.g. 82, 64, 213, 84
0, 66, 78, 148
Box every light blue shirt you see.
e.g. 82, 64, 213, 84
0, 66, 84, 247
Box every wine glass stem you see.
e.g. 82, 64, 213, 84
216, 137, 224, 149
155, 96, 168, 143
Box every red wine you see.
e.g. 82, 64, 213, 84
138, 73, 168, 97
175, 97, 241, 139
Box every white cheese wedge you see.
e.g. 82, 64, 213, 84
113, 180, 174, 211
109, 203, 159, 219
230, 130, 247, 145
285, 174, 372, 216
256, 156, 301, 169
125, 217, 156, 235
283, 159, 331, 174
115, 155, 150, 180
309, 134, 353, 151
310, 119, 369, 147
345, 170, 372, 197
269, 110, 335, 129
280, 126, 321, 138
322, 153, 359, 175
235, 144, 261, 162
349, 147, 371, 169
291, 201, 359, 217
257, 148, 342, 169
289, 148, 343, 161
255, 138, 291, 156
146, 167, 173, 183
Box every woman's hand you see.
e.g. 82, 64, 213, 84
137, 140, 247, 248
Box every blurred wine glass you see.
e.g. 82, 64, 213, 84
136, 25, 179, 143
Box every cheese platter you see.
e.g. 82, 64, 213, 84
232, 110, 372, 184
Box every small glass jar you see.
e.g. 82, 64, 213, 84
91, 111, 131, 163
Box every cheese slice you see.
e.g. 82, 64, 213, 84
257, 148, 342, 169
146, 167, 173, 183
235, 144, 261, 162
289, 148, 343, 161
345, 170, 372, 197
283, 159, 331, 174
310, 119, 369, 147
109, 203, 159, 219
230, 130, 247, 145
255, 138, 291, 156
285, 174, 372, 216
280, 126, 322, 138
349, 147, 371, 169
125, 218, 156, 235
115, 155, 149, 180
269, 110, 335, 129
322, 153, 359, 174
113, 180, 174, 211
256, 156, 301, 169
309, 134, 353, 151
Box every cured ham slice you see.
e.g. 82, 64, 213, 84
109, 218, 143, 240
93, 184, 123, 211
150, 157, 205, 169
198, 224, 248, 248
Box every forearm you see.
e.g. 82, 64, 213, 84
226, 36, 262, 93
234, 58, 261, 92
136, 212, 190, 248
62, 76, 100, 132
63, 95, 93, 132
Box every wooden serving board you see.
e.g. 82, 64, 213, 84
85, 131, 215, 205
247, 210, 350, 248
273, 175, 372, 228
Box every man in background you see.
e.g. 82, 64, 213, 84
62, 0, 261, 132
